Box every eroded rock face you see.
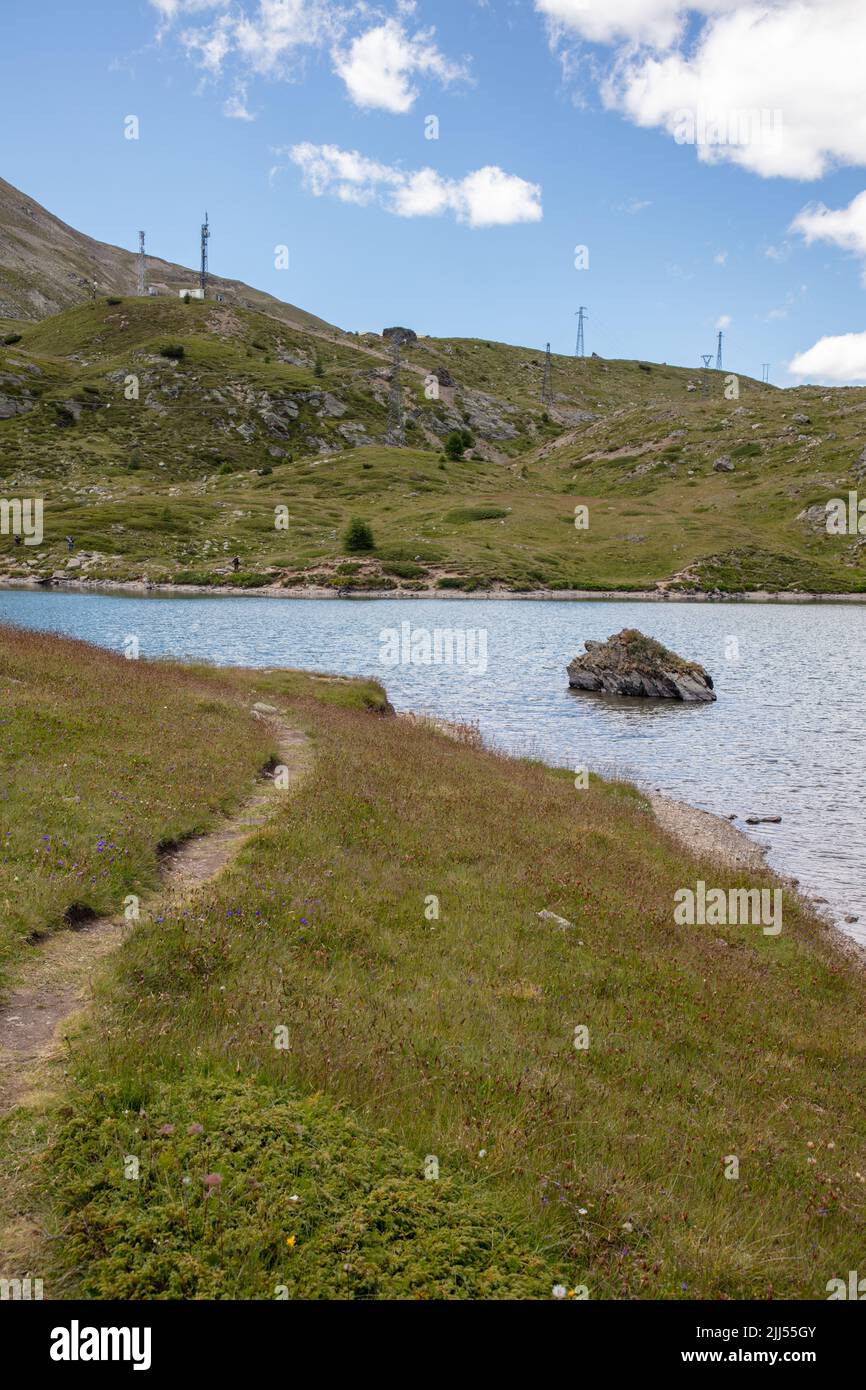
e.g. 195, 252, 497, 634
567, 628, 716, 702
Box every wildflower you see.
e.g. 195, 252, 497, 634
478, 1149, 487, 1159
578, 1208, 588, 1216
286, 1235, 296, 1249
203, 1173, 222, 1189
289, 1194, 300, 1203
187, 1123, 204, 1136
158, 1124, 175, 1136
552, 1284, 567, 1300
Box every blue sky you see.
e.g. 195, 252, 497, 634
2, 0, 866, 384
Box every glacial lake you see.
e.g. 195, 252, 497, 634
1, 588, 863, 942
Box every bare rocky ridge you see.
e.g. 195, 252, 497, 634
567, 628, 717, 702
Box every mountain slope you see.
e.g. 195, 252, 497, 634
0, 176, 335, 335
1, 178, 865, 595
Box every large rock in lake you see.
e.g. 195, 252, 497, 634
567, 629, 716, 702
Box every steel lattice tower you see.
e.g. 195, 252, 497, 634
541, 343, 553, 405
200, 212, 210, 297
575, 306, 588, 358
761, 363, 770, 384
716, 330, 724, 371
701, 353, 713, 397
137, 231, 146, 296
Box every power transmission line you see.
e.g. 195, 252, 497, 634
701, 353, 713, 397
575, 306, 588, 358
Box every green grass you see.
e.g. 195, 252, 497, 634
0, 624, 274, 986
45, 1075, 553, 1300
14, 646, 865, 1301
2, 297, 866, 593
0, 630, 562, 1300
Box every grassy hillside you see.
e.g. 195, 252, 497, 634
1, 294, 865, 594
2, 633, 864, 1299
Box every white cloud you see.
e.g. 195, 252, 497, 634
539, 1, 866, 181
287, 143, 543, 227
535, 0, 741, 49
153, 3, 466, 113
789, 331, 866, 382
224, 82, 255, 118
183, 13, 235, 73
614, 196, 651, 214
232, 0, 338, 77
714, 249, 728, 265
332, 19, 467, 114
791, 190, 866, 283
151, 0, 229, 19
178, 0, 338, 79
715, 313, 731, 330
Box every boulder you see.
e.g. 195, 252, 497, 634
567, 629, 716, 702
713, 455, 735, 472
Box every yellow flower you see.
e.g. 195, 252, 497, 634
286, 1235, 296, 1249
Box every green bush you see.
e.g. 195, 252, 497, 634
2, 333, 22, 346
444, 429, 474, 461
382, 561, 424, 579
343, 517, 375, 553
445, 506, 509, 525
159, 344, 185, 361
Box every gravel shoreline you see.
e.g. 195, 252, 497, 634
649, 793, 770, 873
650, 791, 866, 971
3, 577, 866, 605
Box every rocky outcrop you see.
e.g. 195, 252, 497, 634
567, 629, 716, 702
383, 326, 417, 344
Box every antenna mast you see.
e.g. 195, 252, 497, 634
761, 363, 770, 384
200, 212, 210, 297
137, 231, 147, 296
575, 306, 588, 358
716, 329, 724, 371
542, 343, 553, 405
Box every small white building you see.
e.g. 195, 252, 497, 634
179, 288, 205, 300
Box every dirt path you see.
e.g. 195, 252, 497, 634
0, 718, 309, 1117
